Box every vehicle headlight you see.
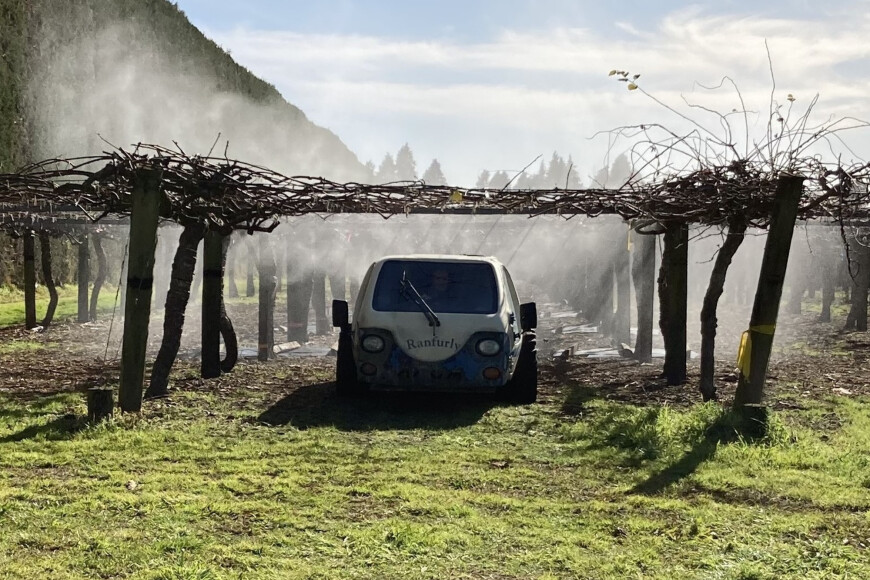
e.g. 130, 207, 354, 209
361, 334, 385, 353
476, 338, 501, 356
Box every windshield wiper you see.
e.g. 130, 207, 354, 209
399, 270, 441, 327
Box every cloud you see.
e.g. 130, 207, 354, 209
206, 6, 870, 184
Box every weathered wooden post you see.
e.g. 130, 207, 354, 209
258, 237, 277, 361
118, 169, 163, 413
23, 231, 37, 329
843, 232, 870, 332
312, 271, 329, 335
614, 226, 631, 346
246, 236, 256, 297
819, 239, 837, 323
87, 387, 114, 423
201, 229, 224, 378
659, 222, 688, 385
734, 174, 804, 410
118, 236, 128, 313
631, 228, 656, 362
226, 233, 239, 298
286, 228, 314, 343
329, 273, 346, 302
311, 228, 329, 336
77, 232, 90, 323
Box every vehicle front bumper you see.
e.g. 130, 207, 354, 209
355, 329, 511, 391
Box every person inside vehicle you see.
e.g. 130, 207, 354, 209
423, 268, 454, 310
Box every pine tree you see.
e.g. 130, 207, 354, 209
514, 171, 531, 189
475, 170, 491, 188
421, 159, 447, 185
395, 143, 417, 180
545, 152, 567, 188
364, 160, 376, 182
610, 153, 632, 186
565, 155, 581, 189
488, 170, 510, 190
376, 153, 398, 183
531, 160, 547, 189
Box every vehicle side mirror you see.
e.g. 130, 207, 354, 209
332, 300, 349, 328
520, 302, 537, 330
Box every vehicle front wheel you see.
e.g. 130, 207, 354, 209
501, 332, 537, 404
335, 328, 362, 397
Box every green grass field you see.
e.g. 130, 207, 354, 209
0, 349, 868, 579
0, 284, 120, 328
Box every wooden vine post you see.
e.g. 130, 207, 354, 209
201, 229, 224, 378
258, 237, 277, 361
843, 234, 870, 332
77, 232, 90, 323
23, 230, 37, 329
118, 169, 163, 413
659, 223, 688, 385
819, 246, 836, 323
614, 225, 632, 346
734, 174, 805, 410
631, 229, 656, 362
87, 387, 114, 423
286, 228, 314, 343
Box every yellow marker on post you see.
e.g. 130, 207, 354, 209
736, 324, 776, 380
736, 331, 751, 379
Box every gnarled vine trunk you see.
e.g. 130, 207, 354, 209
89, 233, 108, 321
699, 219, 747, 401
217, 233, 238, 372
39, 232, 59, 327
145, 223, 205, 399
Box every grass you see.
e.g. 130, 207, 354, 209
1, 368, 868, 579
0, 284, 120, 328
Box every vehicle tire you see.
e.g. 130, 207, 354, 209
335, 328, 361, 396
503, 332, 537, 404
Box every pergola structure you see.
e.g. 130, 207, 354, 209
2, 144, 869, 415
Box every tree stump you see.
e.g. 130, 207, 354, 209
87, 387, 114, 423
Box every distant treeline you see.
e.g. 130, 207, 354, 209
369, 144, 631, 191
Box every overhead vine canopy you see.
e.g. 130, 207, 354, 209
1, 143, 869, 234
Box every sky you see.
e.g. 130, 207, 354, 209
174, 0, 870, 186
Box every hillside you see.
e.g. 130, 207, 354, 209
0, 0, 368, 180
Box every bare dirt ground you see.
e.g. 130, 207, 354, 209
2, 297, 868, 415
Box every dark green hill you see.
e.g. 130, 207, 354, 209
0, 0, 369, 180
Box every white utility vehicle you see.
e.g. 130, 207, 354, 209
332, 255, 537, 403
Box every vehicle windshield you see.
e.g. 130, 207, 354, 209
372, 260, 499, 314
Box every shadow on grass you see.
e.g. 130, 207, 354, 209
558, 377, 772, 495
628, 409, 768, 495
257, 381, 498, 431
0, 413, 86, 443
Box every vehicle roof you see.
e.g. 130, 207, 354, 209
372, 254, 505, 267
